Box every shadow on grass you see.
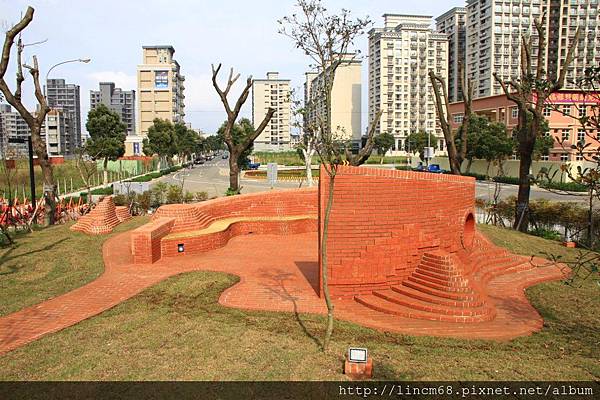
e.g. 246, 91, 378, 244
260, 269, 323, 351
0, 237, 70, 275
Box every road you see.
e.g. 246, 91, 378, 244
159, 159, 590, 204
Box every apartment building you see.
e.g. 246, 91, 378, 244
251, 72, 291, 151
134, 45, 185, 155
41, 109, 71, 157
90, 82, 136, 135
0, 104, 31, 158
544, 0, 600, 85
368, 14, 449, 155
436, 7, 467, 103
448, 91, 600, 162
304, 57, 362, 142
45, 78, 81, 154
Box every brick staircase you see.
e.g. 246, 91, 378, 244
115, 206, 132, 222
355, 250, 496, 323
152, 205, 214, 233
70, 197, 121, 235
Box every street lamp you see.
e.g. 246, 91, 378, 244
45, 58, 91, 84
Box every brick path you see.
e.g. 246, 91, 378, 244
0, 230, 566, 354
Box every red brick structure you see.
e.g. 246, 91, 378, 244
318, 165, 530, 323
70, 196, 122, 235
115, 206, 132, 222
130, 189, 318, 264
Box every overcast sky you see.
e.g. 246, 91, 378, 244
2, 0, 459, 135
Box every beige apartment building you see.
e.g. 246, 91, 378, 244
129, 45, 185, 155
304, 57, 362, 142
251, 72, 291, 151
368, 14, 449, 155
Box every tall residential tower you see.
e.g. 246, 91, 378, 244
90, 82, 136, 135
133, 45, 185, 155
251, 72, 291, 151
368, 14, 449, 154
45, 78, 81, 154
436, 7, 467, 103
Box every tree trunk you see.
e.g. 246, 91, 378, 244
229, 155, 240, 193
29, 124, 56, 226
514, 146, 534, 232
486, 161, 491, 178
304, 150, 313, 187
103, 158, 109, 186
466, 158, 473, 174
321, 170, 336, 352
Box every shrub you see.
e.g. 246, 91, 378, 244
183, 191, 195, 204
150, 182, 168, 207
395, 166, 412, 171
194, 191, 208, 202
225, 187, 240, 196
539, 181, 587, 192
492, 176, 519, 185
166, 185, 184, 204
113, 194, 128, 206
137, 191, 151, 213
463, 172, 487, 181
530, 228, 562, 241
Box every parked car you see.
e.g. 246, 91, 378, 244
248, 162, 261, 170
194, 157, 205, 165
222, 153, 229, 159
427, 164, 445, 173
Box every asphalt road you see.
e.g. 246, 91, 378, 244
158, 159, 591, 204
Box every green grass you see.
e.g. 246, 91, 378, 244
0, 223, 598, 380
245, 169, 320, 179
0, 217, 149, 317
252, 152, 407, 167
364, 156, 408, 164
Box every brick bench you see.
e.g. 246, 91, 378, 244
131, 217, 176, 264
160, 215, 317, 258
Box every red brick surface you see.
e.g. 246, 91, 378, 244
131, 188, 319, 262
70, 197, 121, 235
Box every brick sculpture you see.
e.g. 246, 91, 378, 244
130, 188, 318, 264
71, 196, 127, 235
318, 165, 537, 323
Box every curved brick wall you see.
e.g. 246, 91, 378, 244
319, 165, 477, 297
153, 188, 318, 233
132, 188, 318, 263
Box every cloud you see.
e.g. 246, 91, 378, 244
87, 71, 136, 90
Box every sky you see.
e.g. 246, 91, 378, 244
2, 0, 458, 135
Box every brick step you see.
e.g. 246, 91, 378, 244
477, 260, 533, 282
402, 280, 480, 301
476, 258, 526, 277
407, 275, 474, 293
391, 285, 485, 307
415, 267, 463, 281
354, 294, 493, 323
373, 289, 491, 317
419, 259, 459, 271
413, 267, 467, 282
411, 271, 469, 287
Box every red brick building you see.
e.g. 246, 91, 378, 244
448, 91, 600, 162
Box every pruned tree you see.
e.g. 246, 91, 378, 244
0, 7, 56, 225
143, 118, 177, 170
211, 64, 274, 193
493, 15, 580, 232
429, 61, 474, 175
279, 0, 372, 351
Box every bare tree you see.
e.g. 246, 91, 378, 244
493, 16, 580, 232
429, 61, 474, 174
280, 0, 372, 351
0, 7, 56, 225
211, 64, 275, 193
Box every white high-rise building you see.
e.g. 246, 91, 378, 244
436, 7, 467, 103
251, 72, 291, 151
465, 0, 542, 98
368, 14, 449, 155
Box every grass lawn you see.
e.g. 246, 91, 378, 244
0, 217, 149, 317
252, 151, 408, 167
0, 224, 598, 380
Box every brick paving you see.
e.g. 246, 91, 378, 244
0, 229, 566, 355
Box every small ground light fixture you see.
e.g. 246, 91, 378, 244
348, 347, 368, 363
177, 243, 184, 253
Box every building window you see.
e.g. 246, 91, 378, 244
577, 129, 586, 143
453, 114, 464, 123
540, 155, 549, 161
562, 129, 570, 142
511, 107, 518, 119
578, 105, 586, 116
560, 154, 569, 162
562, 104, 571, 115
543, 106, 552, 117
